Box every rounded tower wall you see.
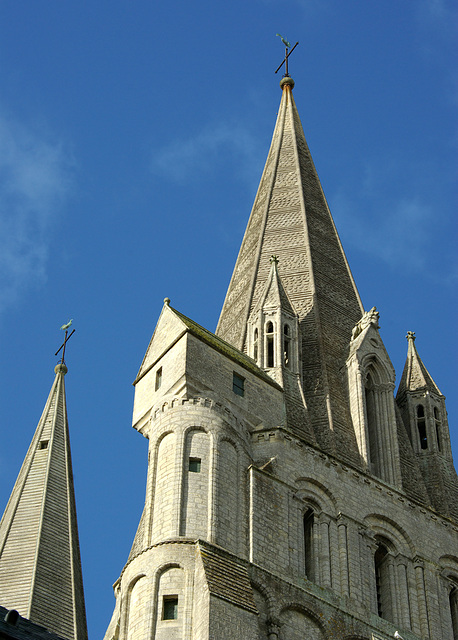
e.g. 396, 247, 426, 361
116, 541, 197, 640
142, 398, 252, 555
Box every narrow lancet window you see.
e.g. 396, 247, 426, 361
365, 373, 379, 475
266, 322, 274, 367
434, 407, 442, 451
253, 328, 258, 362
303, 508, 314, 580
417, 404, 427, 449
283, 324, 291, 367
374, 542, 391, 620
155, 367, 162, 391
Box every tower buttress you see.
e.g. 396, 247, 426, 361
346, 307, 402, 486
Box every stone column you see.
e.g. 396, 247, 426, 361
396, 557, 412, 631
407, 562, 421, 636
144, 431, 156, 546
319, 515, 332, 588
386, 554, 398, 625
345, 519, 361, 604
208, 433, 219, 543
346, 355, 369, 468
337, 513, 350, 597
414, 557, 430, 638
313, 517, 320, 583
329, 519, 340, 593
382, 383, 400, 486
172, 426, 184, 537
208, 430, 218, 544
248, 466, 255, 564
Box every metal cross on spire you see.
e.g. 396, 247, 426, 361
275, 34, 299, 76
55, 319, 75, 365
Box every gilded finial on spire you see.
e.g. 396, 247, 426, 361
275, 34, 299, 78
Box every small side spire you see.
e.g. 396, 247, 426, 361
397, 331, 442, 398
0, 333, 87, 640
396, 332, 458, 519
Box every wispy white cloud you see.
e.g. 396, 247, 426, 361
333, 189, 433, 272
415, 0, 457, 56
151, 122, 264, 189
418, 0, 449, 21
0, 111, 73, 314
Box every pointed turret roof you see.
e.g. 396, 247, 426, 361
253, 255, 296, 317
0, 364, 87, 640
397, 331, 443, 398
217, 77, 364, 457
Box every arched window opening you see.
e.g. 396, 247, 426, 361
303, 508, 315, 581
434, 407, 442, 452
266, 321, 274, 367
450, 584, 458, 640
253, 328, 258, 362
417, 404, 427, 450
283, 324, 291, 368
374, 542, 392, 621
155, 367, 162, 391
365, 372, 379, 475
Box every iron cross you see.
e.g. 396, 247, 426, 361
275, 41, 299, 76
55, 326, 76, 364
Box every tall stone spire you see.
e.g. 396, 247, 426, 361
217, 76, 364, 459
0, 363, 88, 640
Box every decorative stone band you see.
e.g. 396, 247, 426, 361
150, 396, 250, 433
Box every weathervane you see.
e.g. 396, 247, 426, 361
55, 319, 75, 365
275, 34, 299, 76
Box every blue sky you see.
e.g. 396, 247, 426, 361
0, 1, 456, 638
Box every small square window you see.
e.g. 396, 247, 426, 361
163, 596, 178, 620
233, 372, 245, 397
39, 440, 49, 450
155, 367, 162, 391
189, 457, 201, 473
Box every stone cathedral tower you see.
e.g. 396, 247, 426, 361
104, 76, 458, 640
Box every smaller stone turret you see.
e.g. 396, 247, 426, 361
246, 255, 300, 378
396, 331, 458, 519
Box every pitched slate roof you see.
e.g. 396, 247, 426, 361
198, 542, 257, 613
170, 305, 283, 390
0, 607, 66, 640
